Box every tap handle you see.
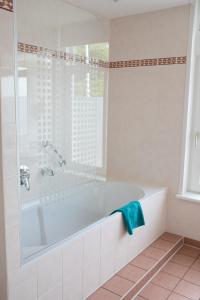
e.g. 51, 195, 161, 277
20, 165, 30, 177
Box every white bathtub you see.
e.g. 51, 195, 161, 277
21, 180, 145, 259
20, 180, 167, 299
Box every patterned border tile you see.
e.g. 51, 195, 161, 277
0, 0, 13, 12
18, 42, 109, 68
18, 43, 186, 69
109, 56, 187, 68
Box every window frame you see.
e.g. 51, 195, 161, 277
177, 0, 200, 201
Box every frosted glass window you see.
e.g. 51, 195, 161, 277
71, 43, 108, 170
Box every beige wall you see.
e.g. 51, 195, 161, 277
107, 5, 200, 241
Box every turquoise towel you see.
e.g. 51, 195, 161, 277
111, 201, 145, 235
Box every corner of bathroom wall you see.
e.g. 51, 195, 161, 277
0, 1, 21, 299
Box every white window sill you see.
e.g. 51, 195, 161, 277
176, 192, 200, 203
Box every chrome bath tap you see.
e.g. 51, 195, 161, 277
42, 141, 66, 168
20, 165, 30, 191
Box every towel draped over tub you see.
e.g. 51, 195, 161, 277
111, 201, 145, 235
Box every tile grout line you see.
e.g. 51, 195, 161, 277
117, 273, 137, 283
132, 241, 200, 299
102, 286, 124, 298
140, 246, 200, 300
155, 252, 191, 300
128, 239, 184, 300
167, 247, 200, 300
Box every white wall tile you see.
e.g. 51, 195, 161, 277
37, 248, 62, 297
100, 250, 115, 284
83, 259, 100, 298
62, 236, 83, 280
5, 225, 21, 271
9, 276, 37, 300
8, 262, 37, 300
83, 225, 101, 267
2, 148, 17, 179
1, 97, 16, 124
2, 123, 17, 148
0, 228, 7, 300
8, 261, 37, 285
63, 269, 82, 300
0, 10, 14, 68
2, 120, 17, 180
38, 284, 62, 300
101, 215, 118, 255
3, 176, 19, 227
0, 68, 16, 125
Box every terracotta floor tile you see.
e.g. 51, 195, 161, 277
103, 275, 133, 296
151, 239, 174, 251
152, 271, 180, 290
184, 269, 200, 286
162, 261, 189, 278
134, 296, 145, 300
178, 245, 200, 258
167, 293, 191, 300
87, 288, 120, 300
130, 254, 157, 271
192, 259, 200, 272
174, 280, 200, 299
171, 253, 195, 267
118, 264, 146, 283
142, 246, 166, 260
140, 282, 171, 300
160, 232, 181, 243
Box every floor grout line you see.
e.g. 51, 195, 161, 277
132, 242, 200, 299
129, 242, 184, 300
101, 286, 123, 297
140, 246, 200, 300
116, 273, 137, 283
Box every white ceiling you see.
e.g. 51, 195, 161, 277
65, 0, 191, 19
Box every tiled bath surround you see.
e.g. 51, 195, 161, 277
7, 188, 167, 300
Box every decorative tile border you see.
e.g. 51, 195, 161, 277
0, 0, 13, 12
109, 56, 187, 68
18, 43, 187, 69
18, 42, 109, 68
